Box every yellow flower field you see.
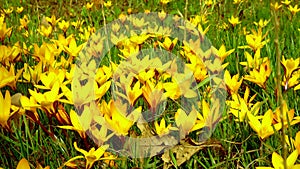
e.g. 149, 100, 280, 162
0, 0, 300, 168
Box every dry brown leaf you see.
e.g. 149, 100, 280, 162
162, 139, 223, 168
122, 116, 179, 158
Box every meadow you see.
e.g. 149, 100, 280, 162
0, 0, 300, 168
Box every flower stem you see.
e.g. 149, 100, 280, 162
272, 4, 287, 169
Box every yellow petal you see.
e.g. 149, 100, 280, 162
262, 109, 273, 127
287, 150, 298, 167
247, 112, 261, 133
0, 91, 11, 127
94, 145, 109, 159
272, 152, 283, 168
16, 158, 30, 169
74, 142, 88, 156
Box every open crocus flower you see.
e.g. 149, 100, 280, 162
163, 78, 181, 100
244, 59, 271, 89
240, 49, 268, 69
272, 101, 300, 128
281, 0, 291, 5
19, 15, 30, 30
164, 72, 197, 100
226, 87, 261, 122
104, 100, 141, 136
288, 5, 300, 15
142, 80, 165, 113
126, 81, 143, 106
213, 44, 235, 62
38, 25, 52, 37
45, 15, 61, 27
190, 98, 222, 134
130, 33, 150, 45
0, 64, 23, 90
228, 16, 241, 27
35, 68, 66, 90
282, 71, 299, 90
29, 81, 63, 113
158, 37, 178, 51
285, 131, 300, 154
0, 45, 14, 66
154, 118, 177, 137
0, 66, 15, 89
281, 55, 300, 79
16, 158, 50, 169
197, 24, 210, 40
248, 109, 281, 140
0, 22, 12, 42
22, 62, 43, 85
61, 142, 114, 169
224, 70, 243, 94
119, 42, 140, 59
239, 28, 269, 52
185, 54, 208, 82
256, 150, 300, 169
58, 109, 86, 139
253, 19, 270, 28
58, 20, 70, 33
63, 37, 86, 58
175, 108, 197, 137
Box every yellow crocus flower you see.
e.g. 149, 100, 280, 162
281, 55, 300, 79
16, 158, 30, 169
0, 91, 12, 129
38, 25, 52, 37
253, 19, 270, 28
61, 142, 112, 169
248, 109, 280, 140
45, 15, 61, 27
16, 158, 50, 169
271, 2, 282, 11
158, 37, 178, 51
58, 20, 70, 33
160, 0, 172, 5
86, 2, 94, 10
104, 1, 112, 8
29, 81, 63, 113
281, 0, 291, 5
154, 118, 174, 137
288, 5, 300, 15
175, 108, 197, 137
63, 37, 86, 57
244, 59, 271, 88
240, 49, 268, 69
273, 101, 300, 127
224, 70, 243, 94
256, 150, 300, 169
142, 80, 165, 111
0, 22, 12, 42
0, 65, 23, 90
213, 44, 235, 62
227, 87, 261, 122
35, 69, 66, 90
105, 100, 141, 136
239, 28, 269, 52
59, 109, 86, 138
16, 7, 24, 13
228, 16, 241, 27
126, 81, 143, 106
